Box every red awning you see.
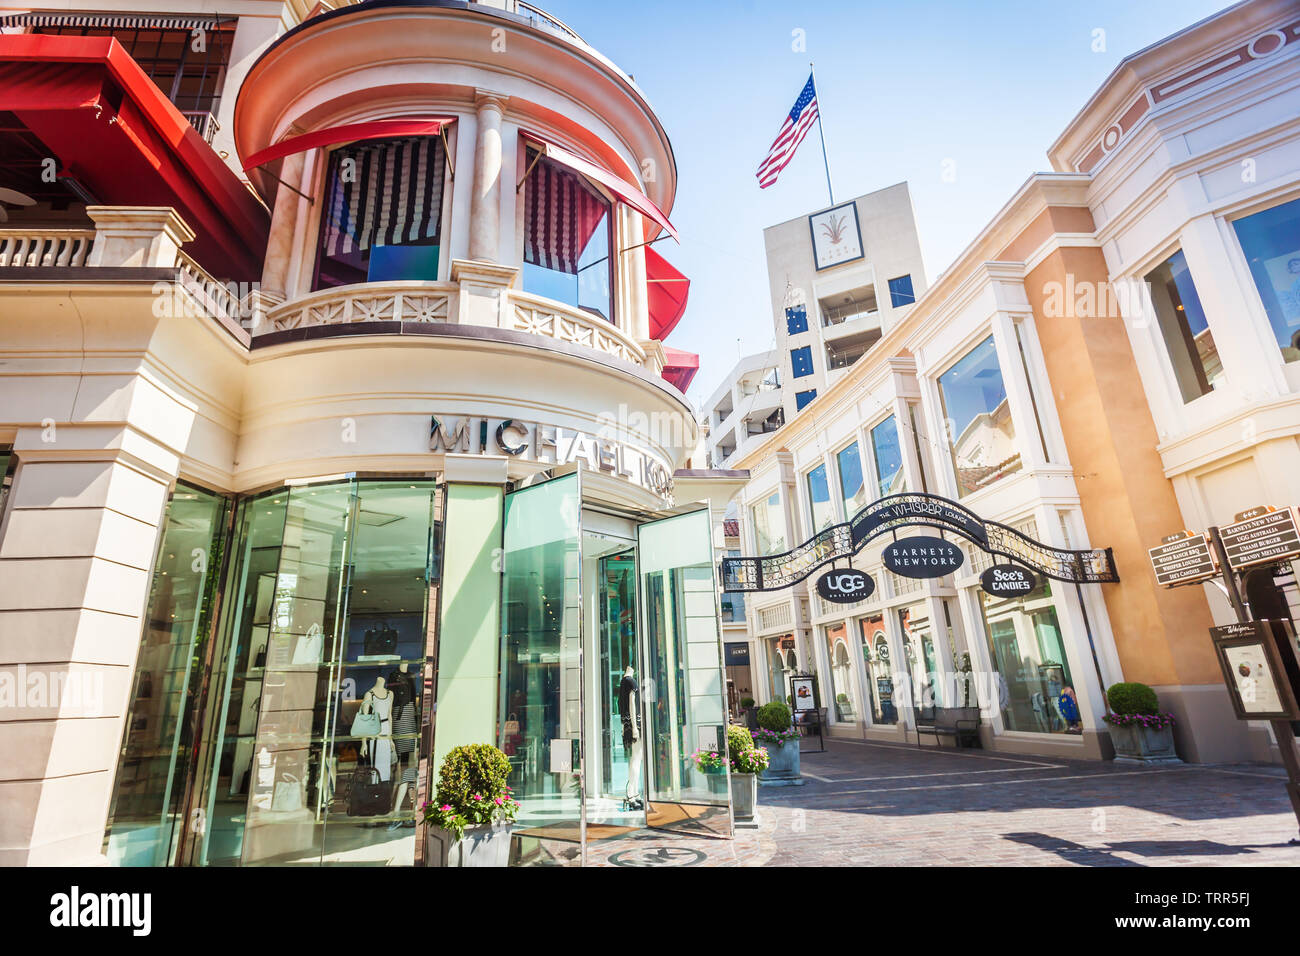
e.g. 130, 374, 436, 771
242, 118, 456, 171
661, 346, 699, 393
522, 131, 677, 242
645, 246, 689, 341
0, 34, 269, 280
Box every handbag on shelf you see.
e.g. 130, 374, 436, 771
363, 623, 398, 657
351, 707, 381, 738
347, 766, 392, 817
271, 772, 305, 812
292, 623, 325, 665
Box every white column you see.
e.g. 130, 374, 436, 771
468, 91, 509, 263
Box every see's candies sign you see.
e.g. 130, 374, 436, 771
980, 564, 1038, 598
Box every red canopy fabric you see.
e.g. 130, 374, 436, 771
242, 118, 454, 171
522, 130, 677, 242
661, 346, 699, 393
0, 33, 269, 280
645, 246, 689, 341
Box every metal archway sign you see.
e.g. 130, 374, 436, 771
721, 492, 1117, 592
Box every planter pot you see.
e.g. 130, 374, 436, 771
743, 708, 759, 732
758, 738, 803, 787
701, 767, 730, 796
730, 772, 758, 821
1108, 722, 1181, 765
425, 822, 513, 867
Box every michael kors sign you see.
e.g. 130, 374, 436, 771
430, 415, 674, 497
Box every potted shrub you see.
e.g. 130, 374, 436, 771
753, 701, 802, 786
1103, 682, 1180, 765
691, 745, 730, 795
726, 723, 768, 823
423, 743, 519, 866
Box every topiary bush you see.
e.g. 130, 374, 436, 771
757, 700, 792, 732
424, 743, 517, 840
1107, 682, 1159, 716
727, 723, 754, 759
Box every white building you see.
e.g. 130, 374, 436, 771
764, 182, 928, 418
704, 350, 784, 467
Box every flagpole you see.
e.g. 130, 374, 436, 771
810, 60, 834, 206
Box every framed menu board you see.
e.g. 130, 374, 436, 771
1209, 621, 1300, 721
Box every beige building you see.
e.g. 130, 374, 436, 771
729, 0, 1300, 766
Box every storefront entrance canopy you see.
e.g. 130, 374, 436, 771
646, 245, 689, 340
721, 492, 1119, 592
0, 33, 269, 280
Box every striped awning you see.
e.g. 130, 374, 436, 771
0, 13, 228, 30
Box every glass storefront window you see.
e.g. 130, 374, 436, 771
836, 442, 866, 519
521, 147, 613, 322
870, 415, 905, 497
898, 603, 939, 710
979, 579, 1078, 734
806, 462, 835, 532
150, 479, 441, 868
1232, 198, 1300, 363
750, 491, 785, 555
720, 550, 747, 623
858, 616, 895, 724
937, 335, 1022, 497
1144, 249, 1223, 402
0, 445, 14, 527
104, 484, 230, 866
314, 136, 447, 288
824, 623, 858, 722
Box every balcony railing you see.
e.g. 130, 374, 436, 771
0, 229, 95, 268
263, 282, 647, 367
180, 110, 221, 144
267, 281, 456, 330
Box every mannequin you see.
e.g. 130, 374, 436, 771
619, 665, 643, 809
386, 662, 418, 826
361, 676, 394, 785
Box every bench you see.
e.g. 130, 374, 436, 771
914, 707, 981, 750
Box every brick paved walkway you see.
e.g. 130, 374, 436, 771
522, 739, 1300, 866
749, 738, 1300, 866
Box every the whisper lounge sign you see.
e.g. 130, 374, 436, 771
430, 415, 674, 496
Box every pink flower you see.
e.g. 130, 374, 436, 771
440, 804, 451, 812
494, 797, 503, 805
473, 793, 483, 800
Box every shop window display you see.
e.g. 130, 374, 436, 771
118, 478, 443, 867
898, 604, 940, 709
858, 616, 895, 724
979, 579, 1075, 734
824, 623, 858, 721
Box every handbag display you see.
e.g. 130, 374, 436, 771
351, 707, 381, 738
292, 623, 325, 665
271, 772, 305, 812
347, 767, 392, 817
362, 623, 398, 657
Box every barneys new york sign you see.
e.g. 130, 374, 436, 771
430, 415, 674, 496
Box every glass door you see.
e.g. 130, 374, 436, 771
498, 473, 584, 845
636, 507, 732, 838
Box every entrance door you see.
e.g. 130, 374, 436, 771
636, 507, 732, 838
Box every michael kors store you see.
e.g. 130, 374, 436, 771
1, 383, 733, 869
96, 432, 731, 867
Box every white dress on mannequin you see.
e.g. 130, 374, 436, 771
365, 691, 394, 782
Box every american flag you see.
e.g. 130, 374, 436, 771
756, 74, 819, 189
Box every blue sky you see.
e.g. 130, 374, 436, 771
541, 0, 1237, 406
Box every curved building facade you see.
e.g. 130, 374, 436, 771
0, 0, 735, 866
